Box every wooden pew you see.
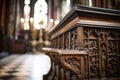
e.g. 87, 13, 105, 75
45, 4, 120, 80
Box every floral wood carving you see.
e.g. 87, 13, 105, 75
62, 56, 81, 74
84, 28, 120, 79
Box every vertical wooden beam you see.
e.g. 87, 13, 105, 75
98, 32, 102, 79
106, 33, 109, 77
63, 34, 65, 49
68, 32, 71, 49
56, 65, 59, 79
80, 57, 85, 80
77, 27, 83, 50
60, 68, 64, 80
88, 29, 90, 80
57, 36, 60, 49
59, 36, 61, 49
60, 35, 62, 49
55, 38, 56, 48
65, 71, 70, 80
52, 39, 54, 48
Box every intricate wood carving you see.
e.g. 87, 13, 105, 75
48, 4, 120, 80
84, 28, 99, 79
84, 28, 120, 79
70, 28, 78, 50
62, 56, 81, 74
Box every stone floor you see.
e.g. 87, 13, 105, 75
0, 52, 51, 80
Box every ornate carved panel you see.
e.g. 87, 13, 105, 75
84, 28, 99, 79
98, 31, 108, 78
84, 27, 120, 79
70, 28, 78, 50
107, 30, 119, 77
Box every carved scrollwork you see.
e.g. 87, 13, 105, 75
62, 56, 81, 74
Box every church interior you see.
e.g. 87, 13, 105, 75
0, 0, 120, 80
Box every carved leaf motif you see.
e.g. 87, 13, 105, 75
64, 56, 81, 74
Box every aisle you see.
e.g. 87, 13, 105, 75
0, 53, 51, 80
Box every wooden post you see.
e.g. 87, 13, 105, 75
77, 27, 83, 50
